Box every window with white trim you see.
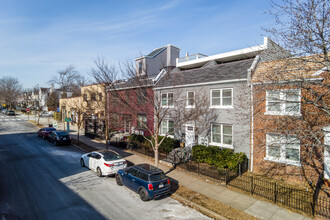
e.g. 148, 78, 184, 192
161, 120, 174, 135
137, 114, 147, 130
161, 93, 174, 107
265, 134, 300, 165
266, 89, 301, 115
186, 91, 195, 107
210, 124, 233, 147
210, 88, 233, 107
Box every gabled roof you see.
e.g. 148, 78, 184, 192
155, 58, 254, 88
147, 46, 166, 58
108, 76, 154, 91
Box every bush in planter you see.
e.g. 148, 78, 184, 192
192, 145, 247, 172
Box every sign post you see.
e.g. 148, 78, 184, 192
65, 118, 72, 133
26, 108, 30, 120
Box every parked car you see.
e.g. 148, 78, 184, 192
38, 127, 57, 139
80, 150, 127, 177
39, 112, 52, 117
115, 164, 171, 201
7, 110, 15, 116
48, 131, 71, 146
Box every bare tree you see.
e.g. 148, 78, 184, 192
88, 56, 118, 147
108, 61, 216, 167
49, 65, 86, 97
264, 0, 329, 68
0, 76, 22, 109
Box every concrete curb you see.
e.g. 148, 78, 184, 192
171, 194, 228, 220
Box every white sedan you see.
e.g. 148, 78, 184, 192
80, 150, 127, 177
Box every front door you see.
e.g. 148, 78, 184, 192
324, 133, 330, 180
185, 125, 195, 148
124, 116, 131, 133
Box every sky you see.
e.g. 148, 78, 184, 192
0, 0, 274, 89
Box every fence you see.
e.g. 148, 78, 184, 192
177, 158, 329, 218
107, 138, 329, 218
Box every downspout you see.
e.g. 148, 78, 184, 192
248, 55, 260, 172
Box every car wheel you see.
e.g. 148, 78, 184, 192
80, 158, 85, 167
116, 175, 123, 186
53, 141, 57, 146
97, 167, 103, 177
139, 188, 149, 201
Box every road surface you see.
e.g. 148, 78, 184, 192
0, 114, 210, 220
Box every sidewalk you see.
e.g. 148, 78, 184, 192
31, 115, 311, 220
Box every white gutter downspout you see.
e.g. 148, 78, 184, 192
248, 55, 260, 172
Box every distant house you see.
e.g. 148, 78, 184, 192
251, 56, 330, 184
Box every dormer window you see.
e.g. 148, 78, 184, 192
138, 62, 142, 75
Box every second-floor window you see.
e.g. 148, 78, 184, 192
265, 133, 300, 165
91, 93, 96, 101
210, 123, 233, 147
210, 88, 233, 108
266, 89, 301, 115
161, 93, 174, 107
186, 91, 195, 108
137, 114, 147, 130
161, 120, 174, 135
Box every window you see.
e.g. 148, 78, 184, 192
210, 88, 233, 108
186, 91, 195, 107
83, 94, 87, 101
161, 93, 174, 107
138, 62, 142, 75
265, 134, 300, 165
266, 89, 300, 115
99, 93, 102, 101
91, 93, 96, 101
138, 90, 147, 105
161, 120, 174, 135
210, 124, 233, 147
137, 114, 147, 130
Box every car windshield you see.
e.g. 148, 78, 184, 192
149, 172, 166, 181
57, 132, 69, 136
46, 128, 56, 131
102, 152, 122, 161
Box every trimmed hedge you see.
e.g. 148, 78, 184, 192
128, 134, 180, 153
192, 145, 247, 171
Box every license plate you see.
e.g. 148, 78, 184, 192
159, 183, 164, 188
63, 138, 66, 140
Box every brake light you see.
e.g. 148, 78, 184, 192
148, 184, 153, 191
104, 163, 114, 167
167, 178, 170, 185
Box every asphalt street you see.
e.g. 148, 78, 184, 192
0, 114, 210, 220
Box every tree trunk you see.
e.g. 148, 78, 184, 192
155, 146, 159, 167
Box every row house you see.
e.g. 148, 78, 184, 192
60, 83, 105, 123
107, 44, 180, 137
251, 56, 330, 184
106, 37, 288, 164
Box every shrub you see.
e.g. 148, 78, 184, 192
192, 145, 247, 171
54, 112, 61, 121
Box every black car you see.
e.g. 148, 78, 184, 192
48, 131, 71, 146
116, 164, 171, 201
7, 110, 15, 116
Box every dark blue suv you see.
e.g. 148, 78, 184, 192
116, 164, 171, 201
